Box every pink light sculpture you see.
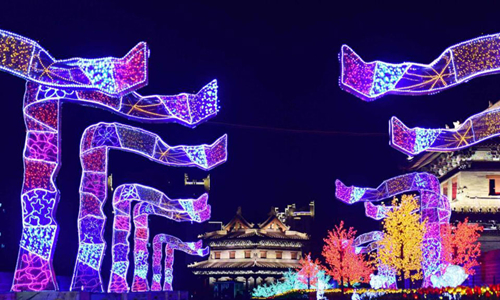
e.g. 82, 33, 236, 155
335, 172, 451, 287
340, 33, 500, 101
73, 122, 226, 292
109, 184, 209, 293
130, 202, 210, 292
390, 105, 500, 156
151, 234, 208, 291
0, 29, 222, 291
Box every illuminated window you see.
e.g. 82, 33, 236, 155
276, 251, 282, 259
442, 182, 448, 197
260, 251, 267, 259
245, 250, 251, 259
452, 177, 458, 200
488, 176, 500, 195
215, 252, 221, 259
291, 252, 297, 260
230, 251, 236, 259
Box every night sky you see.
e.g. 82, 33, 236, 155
1, 0, 500, 291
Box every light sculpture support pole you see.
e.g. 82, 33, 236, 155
13, 83, 63, 291
109, 184, 210, 293
72, 122, 227, 292
131, 202, 210, 292
335, 172, 451, 288
151, 234, 208, 291
340, 33, 500, 101
390, 105, 500, 156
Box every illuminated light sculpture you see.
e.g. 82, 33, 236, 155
130, 202, 210, 292
109, 184, 210, 293
14, 81, 220, 292
353, 231, 383, 254
72, 122, 227, 292
1, 28, 222, 291
335, 172, 451, 287
151, 234, 208, 291
389, 105, 500, 155
0, 29, 148, 97
340, 33, 500, 101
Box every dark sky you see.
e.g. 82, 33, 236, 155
1, 0, 500, 291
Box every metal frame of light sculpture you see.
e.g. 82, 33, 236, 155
389, 105, 500, 156
131, 203, 210, 292
1, 28, 221, 291
335, 172, 451, 288
73, 122, 227, 292
340, 33, 500, 101
151, 234, 208, 291
0, 29, 148, 97
110, 184, 210, 293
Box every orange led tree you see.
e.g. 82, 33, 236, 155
378, 195, 426, 288
441, 218, 483, 275
322, 221, 372, 288
296, 253, 321, 289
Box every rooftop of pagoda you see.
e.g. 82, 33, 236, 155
199, 207, 308, 241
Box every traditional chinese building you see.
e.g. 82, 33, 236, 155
408, 102, 500, 285
188, 206, 309, 293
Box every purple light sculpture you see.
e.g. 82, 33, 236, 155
72, 122, 226, 292
0, 29, 221, 291
110, 185, 209, 292
335, 172, 451, 287
151, 234, 208, 291
340, 33, 500, 101
131, 202, 210, 292
110, 184, 210, 293
0, 29, 148, 96
389, 105, 500, 155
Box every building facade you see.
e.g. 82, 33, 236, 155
189, 207, 310, 293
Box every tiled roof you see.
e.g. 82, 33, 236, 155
201, 229, 308, 240
189, 260, 300, 269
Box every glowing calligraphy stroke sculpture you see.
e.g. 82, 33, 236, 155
109, 184, 209, 293
390, 106, 500, 156
151, 234, 208, 291
335, 172, 451, 287
131, 202, 210, 292
73, 122, 226, 292
0, 29, 148, 96
340, 33, 500, 101
0, 28, 221, 291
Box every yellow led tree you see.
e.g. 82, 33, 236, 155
378, 195, 426, 288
